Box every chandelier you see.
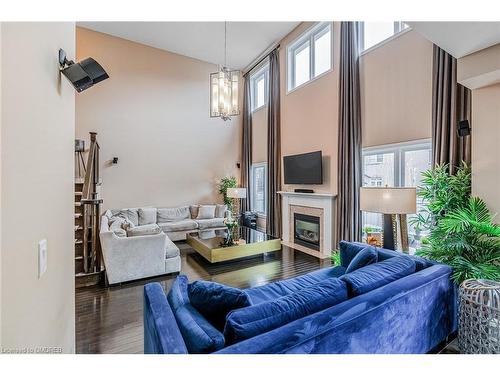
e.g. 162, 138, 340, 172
210, 22, 240, 121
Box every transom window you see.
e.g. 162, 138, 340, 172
359, 21, 408, 53
362, 140, 431, 246
250, 64, 269, 111
251, 162, 267, 215
287, 22, 332, 92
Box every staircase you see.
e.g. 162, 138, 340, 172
75, 132, 104, 288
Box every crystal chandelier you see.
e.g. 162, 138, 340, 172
210, 22, 240, 121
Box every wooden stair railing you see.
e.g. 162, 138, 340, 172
75, 132, 104, 288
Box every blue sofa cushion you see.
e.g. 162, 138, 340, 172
345, 246, 377, 273
245, 266, 346, 304
340, 256, 416, 297
188, 280, 251, 331
339, 241, 371, 268
167, 276, 225, 353
376, 247, 435, 272
224, 277, 348, 344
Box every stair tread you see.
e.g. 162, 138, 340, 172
74, 213, 82, 218
75, 192, 83, 196
75, 225, 82, 231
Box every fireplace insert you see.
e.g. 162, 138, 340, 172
294, 213, 320, 250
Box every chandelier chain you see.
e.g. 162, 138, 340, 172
224, 22, 227, 67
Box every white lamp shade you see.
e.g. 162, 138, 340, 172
360, 187, 416, 214
227, 188, 247, 199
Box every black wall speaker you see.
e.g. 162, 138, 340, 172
59, 49, 109, 93
457, 120, 471, 137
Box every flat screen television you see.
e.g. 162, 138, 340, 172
283, 151, 322, 185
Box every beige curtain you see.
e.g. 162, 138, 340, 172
240, 74, 252, 212
266, 49, 282, 238
432, 45, 472, 173
336, 22, 362, 243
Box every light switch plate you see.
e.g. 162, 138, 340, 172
38, 239, 47, 278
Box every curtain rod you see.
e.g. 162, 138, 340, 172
242, 43, 280, 76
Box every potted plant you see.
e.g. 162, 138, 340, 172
411, 163, 500, 284
218, 176, 237, 212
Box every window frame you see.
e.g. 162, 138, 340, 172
287, 22, 333, 93
250, 162, 268, 216
358, 21, 410, 55
249, 63, 269, 112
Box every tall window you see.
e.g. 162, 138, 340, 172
287, 22, 332, 92
362, 140, 431, 244
250, 64, 269, 111
251, 162, 267, 215
359, 22, 408, 52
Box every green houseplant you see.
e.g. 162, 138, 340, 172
412, 163, 500, 284
218, 176, 237, 212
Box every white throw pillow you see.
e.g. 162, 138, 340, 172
116, 208, 139, 226
138, 207, 157, 225
109, 217, 127, 237
196, 205, 216, 219
127, 224, 162, 237
215, 204, 227, 218
157, 206, 190, 223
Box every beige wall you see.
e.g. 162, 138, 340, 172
76, 28, 241, 210
280, 22, 340, 194
471, 84, 500, 220
458, 44, 500, 221
1, 23, 75, 352
360, 30, 433, 147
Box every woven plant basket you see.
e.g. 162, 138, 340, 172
458, 279, 500, 354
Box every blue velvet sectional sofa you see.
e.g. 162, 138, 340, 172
143, 241, 457, 354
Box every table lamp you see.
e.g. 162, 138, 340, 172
360, 187, 416, 252
227, 188, 247, 222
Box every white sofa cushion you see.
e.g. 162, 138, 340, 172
215, 204, 227, 218
159, 219, 198, 232
115, 208, 139, 226
189, 205, 199, 219
165, 238, 180, 259
127, 224, 162, 237
196, 205, 216, 219
195, 218, 225, 230
109, 218, 127, 237
157, 206, 190, 223
138, 207, 157, 225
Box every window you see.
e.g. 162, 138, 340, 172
250, 64, 269, 111
359, 22, 408, 52
287, 22, 332, 92
251, 162, 267, 215
362, 140, 431, 246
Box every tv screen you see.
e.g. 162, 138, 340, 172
283, 151, 323, 185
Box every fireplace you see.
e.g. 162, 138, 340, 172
294, 213, 320, 250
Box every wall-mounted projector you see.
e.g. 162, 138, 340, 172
59, 49, 109, 92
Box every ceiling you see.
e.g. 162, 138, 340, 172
77, 22, 300, 70
408, 22, 500, 58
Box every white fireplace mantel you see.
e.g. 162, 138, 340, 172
278, 191, 337, 259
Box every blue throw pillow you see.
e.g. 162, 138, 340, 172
339, 241, 371, 268
188, 280, 251, 331
224, 277, 348, 344
340, 256, 416, 297
345, 246, 377, 273
377, 247, 435, 271
167, 275, 225, 353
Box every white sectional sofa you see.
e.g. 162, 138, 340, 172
99, 204, 227, 284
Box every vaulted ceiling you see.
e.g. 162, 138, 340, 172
77, 22, 300, 70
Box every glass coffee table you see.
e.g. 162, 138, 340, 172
186, 227, 281, 263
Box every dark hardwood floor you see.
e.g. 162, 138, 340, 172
75, 242, 331, 354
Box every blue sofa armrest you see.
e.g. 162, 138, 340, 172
217, 265, 457, 354
144, 282, 188, 354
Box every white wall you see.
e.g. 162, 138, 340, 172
76, 28, 242, 210
1, 23, 75, 353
